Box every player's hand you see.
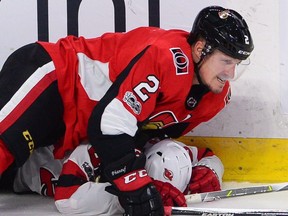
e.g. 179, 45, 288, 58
153, 180, 187, 207
188, 166, 221, 194
104, 153, 164, 216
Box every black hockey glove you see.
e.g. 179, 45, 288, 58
104, 153, 164, 216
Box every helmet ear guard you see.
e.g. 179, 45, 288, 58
188, 5, 254, 60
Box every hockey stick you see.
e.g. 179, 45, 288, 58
165, 206, 288, 216
185, 182, 288, 204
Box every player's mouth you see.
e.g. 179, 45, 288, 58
217, 76, 226, 84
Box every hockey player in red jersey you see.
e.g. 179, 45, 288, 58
0, 6, 253, 215
11, 139, 223, 215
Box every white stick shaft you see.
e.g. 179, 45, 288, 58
185, 182, 288, 204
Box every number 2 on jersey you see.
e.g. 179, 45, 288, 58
134, 75, 159, 102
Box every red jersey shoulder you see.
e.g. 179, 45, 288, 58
115, 29, 194, 121
151, 30, 194, 83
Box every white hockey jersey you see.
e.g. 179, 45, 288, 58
13, 141, 224, 215
13, 144, 123, 215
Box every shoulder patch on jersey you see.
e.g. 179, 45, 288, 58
40, 167, 58, 197
224, 86, 232, 105
82, 162, 96, 181
170, 48, 189, 75
123, 91, 142, 115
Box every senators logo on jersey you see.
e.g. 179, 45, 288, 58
142, 111, 179, 130
170, 48, 189, 75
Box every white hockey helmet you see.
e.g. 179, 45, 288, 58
144, 139, 192, 192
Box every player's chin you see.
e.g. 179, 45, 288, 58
209, 83, 225, 94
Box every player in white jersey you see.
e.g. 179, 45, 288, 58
11, 139, 223, 215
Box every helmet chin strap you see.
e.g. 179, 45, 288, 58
194, 59, 210, 93
194, 61, 205, 86
194, 43, 213, 90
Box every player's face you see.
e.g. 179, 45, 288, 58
198, 50, 241, 94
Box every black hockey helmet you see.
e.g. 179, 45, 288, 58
187, 6, 254, 60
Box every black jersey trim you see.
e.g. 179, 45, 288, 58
88, 46, 151, 164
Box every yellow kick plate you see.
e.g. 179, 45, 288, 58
177, 136, 288, 182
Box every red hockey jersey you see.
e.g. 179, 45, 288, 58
38, 27, 230, 159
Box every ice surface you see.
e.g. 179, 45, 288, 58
0, 191, 60, 215
0, 182, 288, 215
